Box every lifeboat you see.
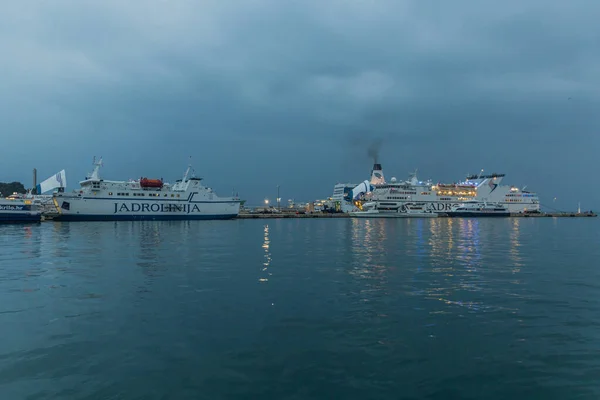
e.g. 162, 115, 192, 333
140, 177, 163, 188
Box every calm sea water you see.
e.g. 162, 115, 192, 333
1, 218, 599, 399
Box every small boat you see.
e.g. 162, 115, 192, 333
445, 201, 510, 217
350, 202, 437, 218
0, 198, 42, 223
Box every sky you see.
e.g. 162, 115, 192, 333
1, 0, 598, 209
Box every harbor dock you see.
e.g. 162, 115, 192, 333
236, 212, 597, 219
39, 211, 597, 221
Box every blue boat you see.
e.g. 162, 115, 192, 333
0, 198, 42, 223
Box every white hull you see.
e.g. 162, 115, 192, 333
365, 199, 537, 214
53, 195, 240, 221
350, 210, 437, 218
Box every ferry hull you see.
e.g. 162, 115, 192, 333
52, 196, 241, 221
54, 213, 237, 221
350, 211, 437, 218
0, 213, 42, 223
0, 202, 42, 223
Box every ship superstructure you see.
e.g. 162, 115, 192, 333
345, 163, 540, 214
331, 182, 360, 212
52, 157, 241, 221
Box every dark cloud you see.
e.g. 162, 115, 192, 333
0, 0, 598, 209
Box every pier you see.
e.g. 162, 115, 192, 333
510, 212, 597, 218
38, 211, 597, 221
237, 211, 597, 219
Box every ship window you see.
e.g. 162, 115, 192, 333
171, 194, 174, 198
109, 192, 113, 195
177, 194, 180, 198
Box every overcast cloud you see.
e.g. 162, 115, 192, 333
1, 0, 598, 208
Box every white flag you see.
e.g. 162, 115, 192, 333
37, 169, 67, 194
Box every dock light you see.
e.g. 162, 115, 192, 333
264, 199, 269, 205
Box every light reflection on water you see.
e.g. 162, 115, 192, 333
348, 218, 389, 294
259, 224, 271, 282
510, 218, 523, 273
348, 217, 527, 316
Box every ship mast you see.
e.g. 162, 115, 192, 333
87, 156, 103, 181
182, 156, 195, 181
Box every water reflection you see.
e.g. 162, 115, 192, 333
50, 222, 71, 259
259, 224, 271, 283
137, 222, 164, 277
456, 219, 482, 271
426, 218, 526, 315
509, 219, 523, 273
428, 219, 456, 266
348, 218, 392, 298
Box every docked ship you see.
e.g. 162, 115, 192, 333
350, 201, 437, 218
339, 163, 540, 214
0, 197, 42, 223
445, 201, 511, 217
52, 158, 242, 221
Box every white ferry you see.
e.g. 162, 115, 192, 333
52, 158, 242, 221
350, 201, 437, 218
340, 163, 540, 214
0, 197, 41, 223
445, 201, 510, 217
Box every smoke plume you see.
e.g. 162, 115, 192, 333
367, 138, 383, 164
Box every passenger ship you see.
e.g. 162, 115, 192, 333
338, 163, 539, 214
52, 158, 242, 221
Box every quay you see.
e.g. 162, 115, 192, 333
237, 212, 597, 219
509, 212, 597, 218
39, 211, 597, 221
237, 212, 348, 219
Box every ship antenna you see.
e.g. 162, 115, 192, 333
183, 156, 195, 181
